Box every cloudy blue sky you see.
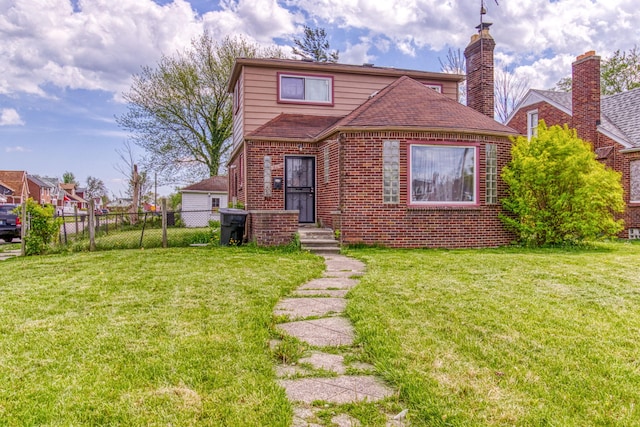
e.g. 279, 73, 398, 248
1, 0, 638, 196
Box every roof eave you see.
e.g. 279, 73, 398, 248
598, 126, 634, 149
318, 126, 517, 141
227, 57, 464, 93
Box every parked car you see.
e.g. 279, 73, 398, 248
94, 208, 109, 215
0, 204, 21, 242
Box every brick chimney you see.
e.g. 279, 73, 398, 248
571, 51, 601, 143
464, 22, 495, 118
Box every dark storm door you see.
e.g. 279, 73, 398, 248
285, 156, 315, 223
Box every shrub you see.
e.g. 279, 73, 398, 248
501, 122, 625, 246
19, 199, 61, 255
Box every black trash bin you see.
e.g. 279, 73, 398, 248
166, 211, 175, 227
219, 208, 248, 246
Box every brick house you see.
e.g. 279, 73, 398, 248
227, 26, 518, 248
507, 51, 640, 238
0, 171, 29, 204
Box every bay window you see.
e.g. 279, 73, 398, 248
409, 143, 478, 206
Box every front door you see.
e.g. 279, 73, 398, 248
285, 156, 315, 223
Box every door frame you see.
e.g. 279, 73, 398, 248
284, 155, 316, 223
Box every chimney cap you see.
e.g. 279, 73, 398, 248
576, 50, 597, 61
476, 22, 492, 31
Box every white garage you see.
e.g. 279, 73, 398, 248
180, 176, 228, 227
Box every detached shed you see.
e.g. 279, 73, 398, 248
181, 176, 229, 227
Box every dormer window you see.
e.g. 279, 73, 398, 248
278, 73, 333, 105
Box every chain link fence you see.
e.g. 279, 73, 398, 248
54, 209, 221, 251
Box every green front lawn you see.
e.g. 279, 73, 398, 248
346, 242, 640, 426
0, 247, 324, 425
2, 242, 640, 426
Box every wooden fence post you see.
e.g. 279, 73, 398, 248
88, 200, 96, 251
162, 198, 168, 248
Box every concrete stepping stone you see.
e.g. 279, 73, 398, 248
293, 289, 349, 298
332, 413, 361, 427
279, 375, 394, 404
299, 351, 346, 375
274, 297, 346, 319
277, 317, 354, 346
276, 364, 311, 378
292, 406, 323, 427
299, 277, 358, 290
323, 255, 366, 274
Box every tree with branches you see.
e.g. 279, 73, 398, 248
85, 176, 108, 203
117, 33, 285, 185
495, 66, 529, 123
553, 46, 640, 94
292, 26, 339, 63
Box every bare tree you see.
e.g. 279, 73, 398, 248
495, 65, 529, 123
115, 142, 150, 222
439, 47, 466, 104
85, 176, 108, 201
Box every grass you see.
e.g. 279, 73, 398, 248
0, 246, 324, 425
4, 241, 640, 426
345, 241, 640, 426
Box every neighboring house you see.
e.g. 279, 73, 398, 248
0, 171, 29, 204
57, 183, 87, 214
507, 51, 640, 239
27, 175, 56, 205
108, 198, 133, 211
181, 176, 229, 227
227, 25, 518, 248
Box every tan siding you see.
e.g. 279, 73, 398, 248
232, 70, 245, 149
240, 67, 461, 135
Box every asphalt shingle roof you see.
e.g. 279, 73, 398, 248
182, 176, 228, 192
334, 76, 516, 135
528, 87, 640, 148
248, 114, 343, 140
248, 76, 516, 141
601, 87, 640, 147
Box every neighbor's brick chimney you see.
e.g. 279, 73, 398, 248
572, 51, 601, 143
464, 22, 495, 118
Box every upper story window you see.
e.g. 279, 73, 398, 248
409, 143, 478, 206
278, 73, 333, 105
527, 110, 539, 140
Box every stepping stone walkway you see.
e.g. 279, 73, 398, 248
274, 254, 398, 426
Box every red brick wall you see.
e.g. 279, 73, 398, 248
337, 131, 515, 248
316, 138, 341, 228
247, 210, 299, 246
572, 52, 601, 144
507, 102, 572, 134
465, 30, 495, 118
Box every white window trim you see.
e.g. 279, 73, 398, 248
527, 110, 539, 140
408, 143, 479, 207
278, 72, 333, 105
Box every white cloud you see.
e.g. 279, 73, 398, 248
0, 108, 24, 126
5, 145, 31, 153
340, 37, 377, 65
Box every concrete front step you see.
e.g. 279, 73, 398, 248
299, 227, 340, 255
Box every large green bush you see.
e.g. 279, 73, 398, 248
501, 122, 625, 246
19, 200, 61, 255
